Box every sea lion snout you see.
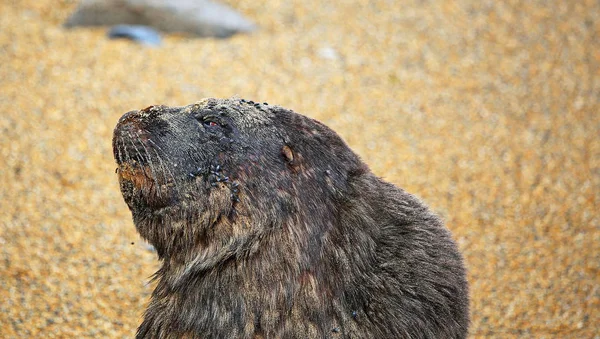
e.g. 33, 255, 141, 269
113, 112, 151, 166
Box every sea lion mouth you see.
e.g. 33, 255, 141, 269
116, 161, 152, 187
115, 156, 180, 211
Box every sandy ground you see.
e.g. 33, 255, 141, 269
0, 0, 598, 338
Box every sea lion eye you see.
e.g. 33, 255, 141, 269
198, 116, 220, 128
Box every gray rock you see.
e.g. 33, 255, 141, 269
65, 0, 256, 38
108, 25, 162, 46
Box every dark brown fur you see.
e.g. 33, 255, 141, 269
112, 98, 469, 338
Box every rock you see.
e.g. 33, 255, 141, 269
64, 0, 256, 38
108, 25, 162, 46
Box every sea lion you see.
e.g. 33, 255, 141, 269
112, 97, 469, 338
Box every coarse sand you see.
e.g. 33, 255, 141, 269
0, 1, 598, 338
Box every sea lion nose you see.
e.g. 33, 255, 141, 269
117, 105, 165, 128
117, 109, 140, 125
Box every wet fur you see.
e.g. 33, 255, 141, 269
112, 98, 469, 338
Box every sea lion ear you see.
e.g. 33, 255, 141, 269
281, 145, 294, 163
281, 145, 298, 171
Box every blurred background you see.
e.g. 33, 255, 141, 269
0, 0, 598, 337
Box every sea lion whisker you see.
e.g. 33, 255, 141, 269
119, 136, 132, 166
147, 138, 180, 194
124, 133, 143, 165
126, 131, 150, 177
145, 139, 171, 190
116, 136, 126, 164
186, 142, 204, 164
133, 131, 161, 194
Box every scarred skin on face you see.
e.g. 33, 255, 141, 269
113, 97, 470, 339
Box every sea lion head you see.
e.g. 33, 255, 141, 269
112, 98, 365, 269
